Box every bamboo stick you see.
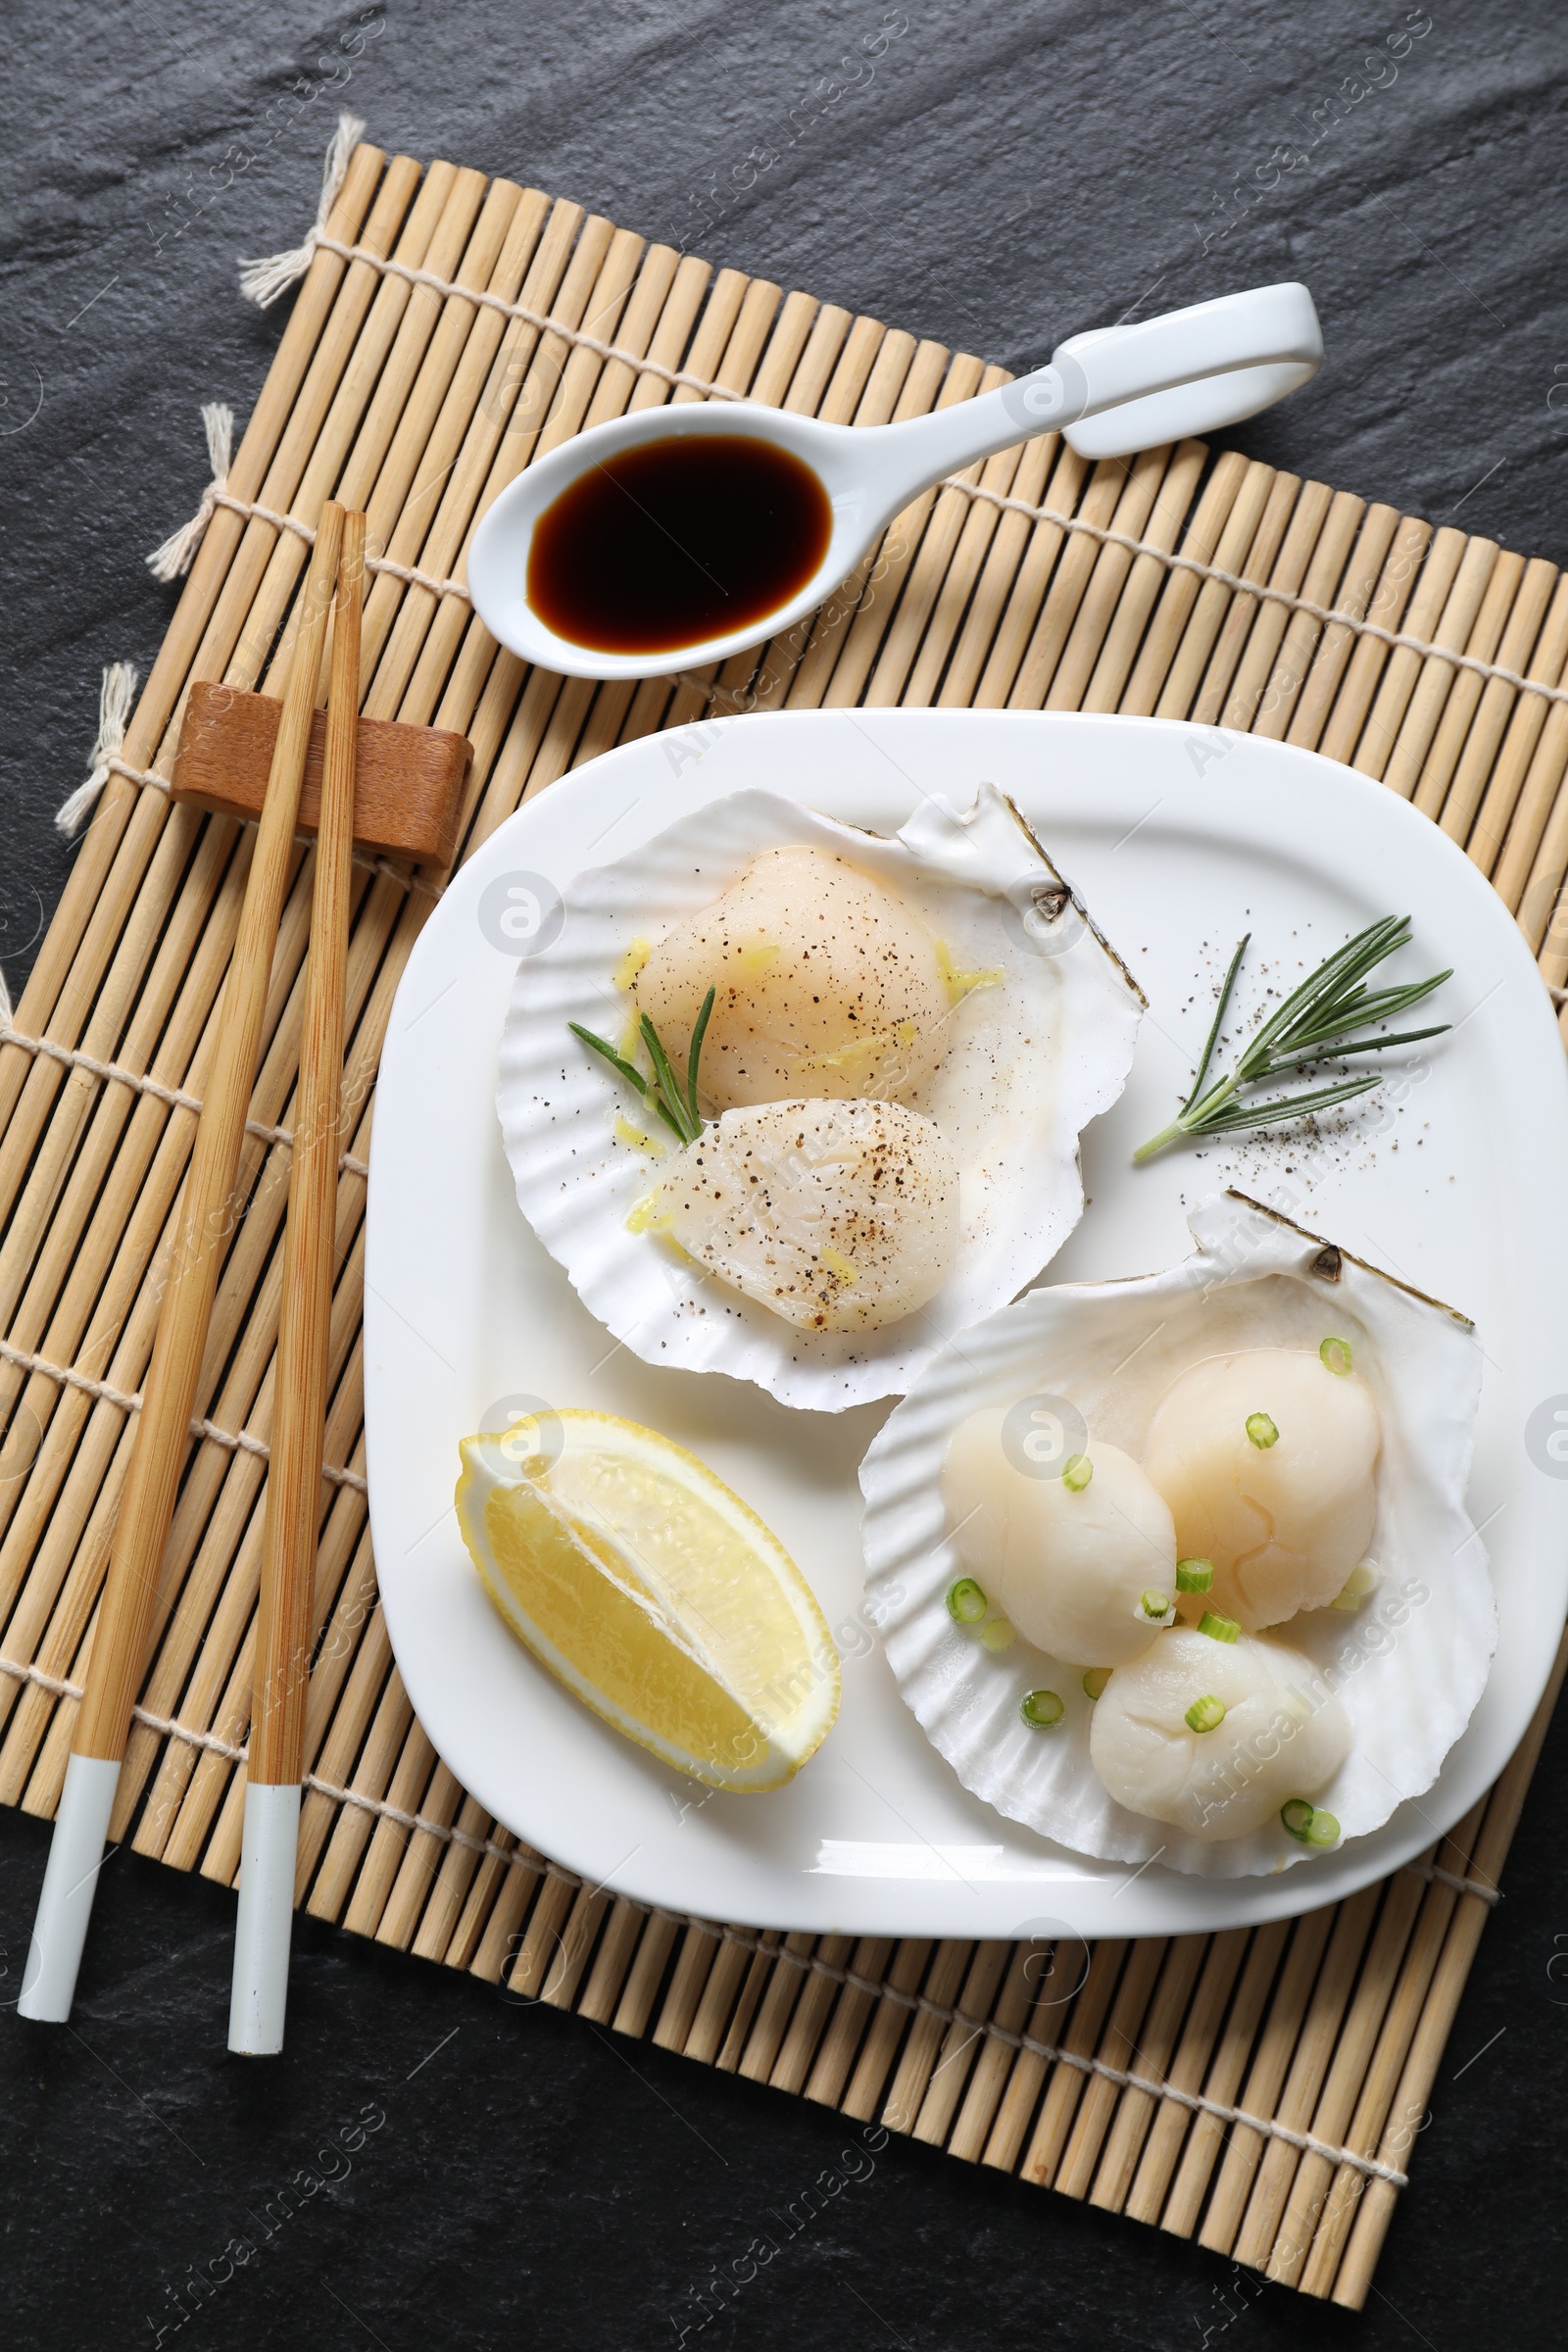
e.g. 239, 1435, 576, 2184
1115, 449, 1253, 716
711, 1937, 785, 2071
804, 1936, 896, 2108
1053, 1938, 1168, 2197
881, 1939, 974, 2132
1215, 481, 1337, 732
505, 1866, 578, 2000
840, 1939, 933, 2123
1043, 448, 1180, 712
1229, 1882, 1385, 2267
737, 1933, 816, 2081
1265, 1861, 1439, 2285
944, 1941, 1042, 2164
903, 1937, 1010, 2144
1314, 517, 1434, 765
1122, 1927, 1249, 2225
1456, 578, 1568, 869
1069, 442, 1211, 714
800, 343, 965, 711
440, 1827, 517, 1971
772, 1936, 856, 2095
1284, 503, 1402, 752
469, 1852, 544, 1984
1195, 1904, 1340, 2253
537, 1884, 612, 2010
908, 1939, 1010, 2147
684, 1925, 771, 2066
933, 434, 1059, 709
1158, 1920, 1291, 2237
862, 361, 1008, 708
969, 440, 1093, 708
1434, 557, 1558, 838
1086, 1935, 1209, 2210
612, 1911, 684, 2039
1004, 455, 1140, 710
1017, 1939, 1129, 2185
574, 1896, 650, 2025
1491, 695, 1568, 913
652, 1921, 725, 2052
902, 430, 1038, 708
374, 1760, 466, 1952
1150, 461, 1279, 721
1186, 472, 1300, 726
1348, 526, 1470, 778
1405, 553, 1533, 816
1245, 490, 1365, 742
1379, 540, 1507, 800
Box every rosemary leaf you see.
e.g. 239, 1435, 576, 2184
1133, 917, 1451, 1161
571, 994, 712, 1150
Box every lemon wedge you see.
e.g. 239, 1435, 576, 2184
455, 1412, 839, 1790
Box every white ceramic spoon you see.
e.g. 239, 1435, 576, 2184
468, 280, 1322, 682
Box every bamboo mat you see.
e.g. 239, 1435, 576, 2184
2, 134, 1566, 2307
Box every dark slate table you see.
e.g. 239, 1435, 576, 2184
2, 6, 1564, 2345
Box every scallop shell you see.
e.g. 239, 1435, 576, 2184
497, 784, 1144, 1409
858, 1192, 1494, 1876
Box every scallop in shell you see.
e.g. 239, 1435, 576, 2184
858, 1192, 1494, 1877
498, 784, 1144, 1409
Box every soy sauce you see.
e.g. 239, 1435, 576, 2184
527, 434, 834, 656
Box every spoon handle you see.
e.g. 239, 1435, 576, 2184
863, 282, 1322, 506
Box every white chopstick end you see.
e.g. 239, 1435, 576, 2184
228, 1781, 303, 2056
17, 1752, 122, 2023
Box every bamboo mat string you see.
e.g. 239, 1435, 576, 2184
238, 114, 367, 309
146, 403, 234, 582
0, 1335, 368, 1491
55, 661, 139, 839
0, 1019, 370, 1169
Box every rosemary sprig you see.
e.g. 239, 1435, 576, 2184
569, 986, 715, 1148
1133, 916, 1451, 1162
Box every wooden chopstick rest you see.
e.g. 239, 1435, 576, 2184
230, 513, 368, 2057
172, 677, 471, 866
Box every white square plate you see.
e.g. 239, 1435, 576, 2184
365, 710, 1568, 1938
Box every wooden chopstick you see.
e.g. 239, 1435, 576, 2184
17, 505, 347, 2025
230, 512, 365, 2055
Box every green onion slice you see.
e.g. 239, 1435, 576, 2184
1176, 1557, 1214, 1592
1280, 1797, 1316, 1841
1246, 1411, 1279, 1448
1331, 1560, 1379, 1612
1139, 1590, 1171, 1622
1319, 1336, 1353, 1376
980, 1617, 1016, 1653
1020, 1689, 1064, 1730
1082, 1667, 1110, 1700
1304, 1809, 1341, 1847
1062, 1453, 1093, 1492
1185, 1695, 1226, 1735
947, 1577, 988, 1624
1199, 1610, 1241, 1643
